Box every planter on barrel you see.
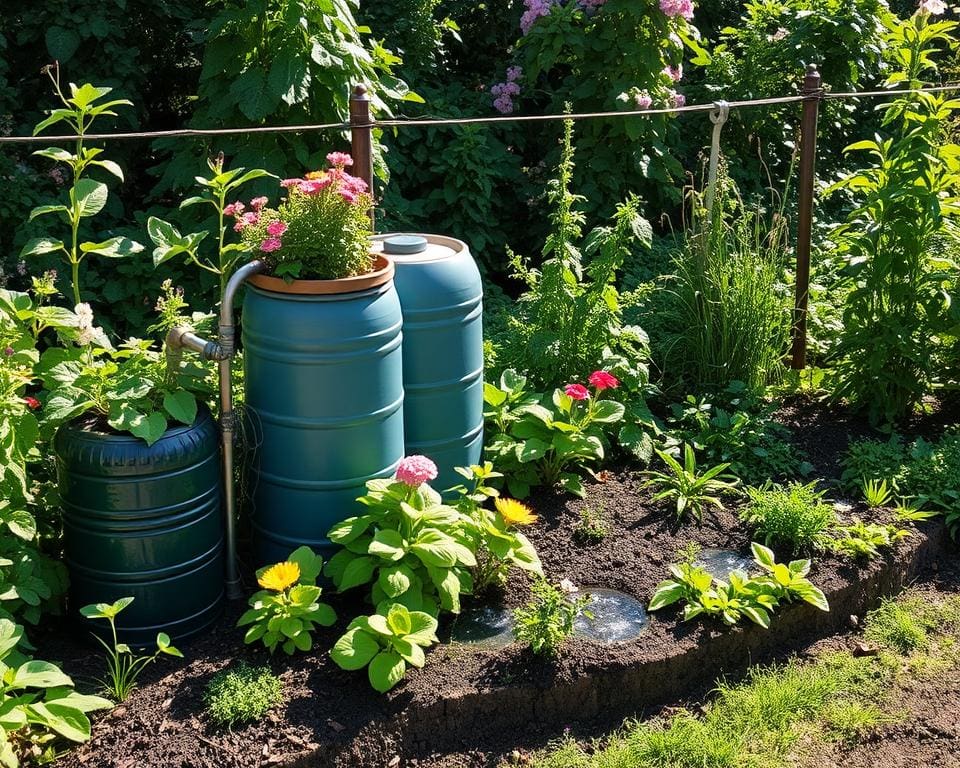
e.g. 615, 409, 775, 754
56, 404, 224, 646
374, 234, 484, 491
243, 254, 405, 565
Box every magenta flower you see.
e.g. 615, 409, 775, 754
326, 152, 354, 169
588, 371, 620, 391
250, 196, 268, 211
266, 220, 288, 237
3, 347, 13, 357
565, 383, 590, 401
660, 0, 694, 20
280, 178, 302, 188
223, 201, 245, 217
395, 455, 439, 488
259, 238, 282, 253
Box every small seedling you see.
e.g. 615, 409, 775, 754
574, 506, 609, 544
894, 496, 938, 522
861, 478, 894, 508
204, 662, 283, 727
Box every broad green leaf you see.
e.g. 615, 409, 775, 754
367, 650, 406, 693
330, 628, 379, 671
288, 546, 324, 584
162, 391, 197, 426
12, 661, 73, 689
19, 238, 64, 258
28, 204, 69, 222
71, 179, 108, 218
79, 236, 144, 259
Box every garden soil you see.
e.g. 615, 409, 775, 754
47, 396, 960, 768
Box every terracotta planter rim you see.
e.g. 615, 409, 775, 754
247, 254, 394, 295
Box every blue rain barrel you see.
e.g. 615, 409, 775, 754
375, 234, 484, 491
56, 404, 224, 646
242, 256, 405, 565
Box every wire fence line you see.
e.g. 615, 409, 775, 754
1, 82, 959, 146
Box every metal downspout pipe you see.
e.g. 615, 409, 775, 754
165, 259, 267, 599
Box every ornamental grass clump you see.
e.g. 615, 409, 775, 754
234, 152, 374, 280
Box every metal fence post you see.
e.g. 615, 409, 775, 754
790, 64, 823, 370
350, 84, 375, 229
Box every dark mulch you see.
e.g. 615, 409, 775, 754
40, 395, 959, 768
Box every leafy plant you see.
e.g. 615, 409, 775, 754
80, 597, 183, 702
237, 153, 374, 281
447, 463, 543, 593
825, 9, 960, 425
38, 285, 212, 446
894, 497, 937, 523
148, 154, 273, 300
513, 577, 590, 656
0, 619, 111, 768
830, 520, 910, 561
649, 542, 829, 628
330, 602, 438, 693
664, 384, 810, 486
740, 482, 836, 555
237, 546, 336, 655
840, 436, 908, 493
573, 506, 609, 545
20, 66, 143, 307
862, 478, 894, 508
484, 369, 625, 498
657, 171, 792, 393
641, 443, 740, 522
325, 457, 477, 617
204, 662, 283, 728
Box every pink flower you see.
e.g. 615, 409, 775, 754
588, 371, 620, 391
3, 347, 13, 357
23, 396, 40, 410
663, 65, 683, 82
242, 211, 259, 226
395, 455, 439, 488
259, 238, 282, 253
659, 0, 694, 20
266, 220, 288, 237
669, 90, 686, 108
635, 90, 653, 109
250, 196, 268, 211
339, 189, 358, 204
565, 383, 590, 401
280, 178, 302, 188
326, 152, 354, 169
919, 0, 946, 13
223, 201, 245, 217
506, 66, 523, 82
233, 220, 245, 232
521, 0, 556, 34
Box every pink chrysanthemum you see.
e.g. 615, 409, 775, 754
250, 196, 268, 211
266, 220, 287, 237
326, 152, 354, 169
588, 371, 620, 391
223, 201, 244, 217
395, 455, 439, 488
260, 238, 282, 253
565, 383, 590, 401
659, 0, 694, 20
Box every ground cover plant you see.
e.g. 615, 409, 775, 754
203, 662, 283, 728
740, 481, 836, 555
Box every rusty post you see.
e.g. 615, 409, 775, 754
790, 64, 822, 370
350, 84, 375, 229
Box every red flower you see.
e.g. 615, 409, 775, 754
564, 383, 590, 401
23, 396, 40, 410
588, 370, 619, 391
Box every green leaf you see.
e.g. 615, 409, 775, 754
28, 702, 91, 743
129, 411, 168, 446
19, 238, 65, 258
162, 391, 197, 426
368, 650, 406, 693
230, 68, 276, 122
378, 564, 413, 598
28, 204, 69, 222
12, 661, 73, 689
68, 83, 113, 109
330, 627, 379, 671
368, 529, 406, 562
591, 400, 626, 424
79, 236, 144, 259
32, 147, 73, 163
339, 556, 377, 591
45, 27, 81, 62
404, 611, 438, 646
79, 596, 133, 620
267, 47, 310, 106
287, 546, 324, 584
91, 159, 124, 181
410, 531, 459, 568
71, 179, 108, 218
648, 581, 686, 611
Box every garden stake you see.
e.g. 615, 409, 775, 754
791, 64, 823, 370
166, 259, 268, 599
704, 100, 729, 220
350, 84, 375, 229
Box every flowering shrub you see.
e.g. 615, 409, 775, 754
237, 546, 336, 655
236, 153, 374, 281
484, 368, 625, 497
499, 0, 700, 211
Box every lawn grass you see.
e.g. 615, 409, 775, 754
522, 590, 960, 768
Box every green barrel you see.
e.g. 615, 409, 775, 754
376, 234, 484, 491
242, 259, 405, 566
56, 405, 224, 646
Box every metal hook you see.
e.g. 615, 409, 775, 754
705, 100, 730, 218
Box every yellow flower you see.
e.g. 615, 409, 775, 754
495, 497, 538, 526
258, 561, 300, 592
304, 170, 327, 181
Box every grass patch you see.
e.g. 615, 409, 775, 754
523, 589, 960, 768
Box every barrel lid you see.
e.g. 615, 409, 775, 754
375, 233, 465, 264
383, 235, 428, 255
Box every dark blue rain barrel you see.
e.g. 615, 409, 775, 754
56, 404, 224, 646
242, 256, 405, 565
375, 234, 484, 491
